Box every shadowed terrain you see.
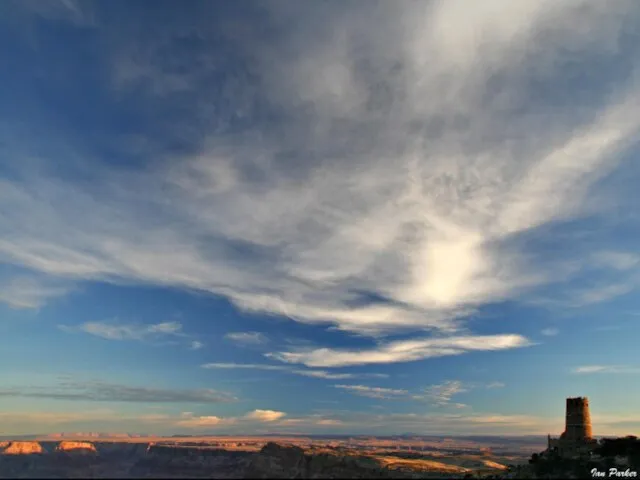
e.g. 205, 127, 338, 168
0, 435, 542, 478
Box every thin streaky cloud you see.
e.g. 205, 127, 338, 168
591, 251, 640, 271
267, 334, 532, 367
58, 320, 184, 341
0, 381, 236, 404
416, 380, 468, 406
224, 331, 269, 345
541, 328, 559, 336
202, 363, 289, 372
333, 380, 492, 406
200, 362, 386, 380
485, 382, 506, 389
0, 275, 74, 310
333, 385, 409, 400
572, 365, 640, 374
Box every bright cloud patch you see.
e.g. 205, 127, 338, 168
175, 415, 231, 428
244, 409, 286, 422
267, 334, 532, 367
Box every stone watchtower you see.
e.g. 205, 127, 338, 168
561, 397, 593, 441
547, 397, 597, 457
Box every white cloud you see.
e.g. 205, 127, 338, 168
202, 362, 288, 371
1, 0, 639, 357
414, 380, 468, 406
576, 283, 636, 305
244, 409, 286, 422
485, 382, 506, 389
58, 320, 184, 341
334, 384, 409, 399
292, 370, 355, 380
0, 275, 74, 309
0, 381, 235, 404
528, 280, 638, 310
591, 251, 640, 271
190, 341, 204, 350
541, 328, 559, 336
200, 362, 386, 380
572, 365, 640, 374
267, 334, 532, 367
224, 331, 268, 345
334, 379, 502, 406
146, 322, 183, 335
175, 415, 232, 428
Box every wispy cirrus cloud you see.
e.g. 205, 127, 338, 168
485, 382, 506, 389
267, 334, 532, 368
224, 331, 269, 345
541, 328, 559, 336
0, 0, 639, 365
58, 320, 185, 341
333, 380, 501, 407
333, 384, 409, 400
591, 251, 640, 271
0, 274, 74, 309
293, 370, 359, 380
413, 380, 469, 407
190, 340, 204, 350
572, 365, 640, 374
201, 362, 388, 380
0, 381, 236, 404
202, 363, 288, 372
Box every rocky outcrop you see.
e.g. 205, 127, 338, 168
247, 442, 308, 478
146, 443, 247, 458
55, 441, 98, 454
245, 442, 397, 478
2, 441, 44, 455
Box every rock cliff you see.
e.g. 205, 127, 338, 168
2, 441, 44, 455
55, 441, 98, 454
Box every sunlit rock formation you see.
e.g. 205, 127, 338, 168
55, 441, 98, 454
2, 441, 44, 455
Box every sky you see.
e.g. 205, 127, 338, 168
1, 0, 640, 437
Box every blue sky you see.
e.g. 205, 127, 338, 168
1, 0, 640, 437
